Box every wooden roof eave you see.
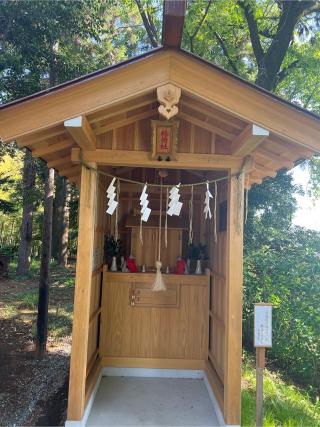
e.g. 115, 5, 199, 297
0, 48, 319, 156
0, 50, 319, 184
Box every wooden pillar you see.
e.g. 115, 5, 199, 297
67, 164, 97, 421
224, 171, 244, 425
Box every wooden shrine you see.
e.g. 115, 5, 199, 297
1, 2, 320, 426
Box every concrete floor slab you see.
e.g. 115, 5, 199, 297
86, 377, 222, 427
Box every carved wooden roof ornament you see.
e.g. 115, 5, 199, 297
157, 84, 181, 120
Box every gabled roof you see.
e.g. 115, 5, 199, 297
1, 46, 319, 123
0, 47, 318, 187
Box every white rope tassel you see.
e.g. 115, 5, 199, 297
153, 179, 166, 291
188, 185, 194, 245
114, 179, 120, 241
214, 181, 217, 242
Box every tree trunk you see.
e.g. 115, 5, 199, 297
52, 175, 64, 260
36, 167, 54, 357
16, 149, 36, 276
58, 180, 70, 267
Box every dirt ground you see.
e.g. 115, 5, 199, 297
0, 264, 74, 426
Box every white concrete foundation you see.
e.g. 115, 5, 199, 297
87, 375, 223, 426
66, 368, 226, 427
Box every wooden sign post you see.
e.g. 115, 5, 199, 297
254, 303, 272, 427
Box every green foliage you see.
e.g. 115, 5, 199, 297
242, 357, 320, 426
187, 243, 208, 260
0, 244, 17, 258
243, 172, 320, 393
104, 235, 124, 262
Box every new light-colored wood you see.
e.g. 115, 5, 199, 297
157, 83, 181, 120
179, 111, 235, 140
2, 50, 320, 156
131, 227, 182, 269
85, 357, 102, 407
47, 155, 71, 169
65, 115, 96, 150
231, 124, 269, 156
169, 52, 320, 152
105, 272, 210, 286
59, 165, 81, 178
94, 108, 158, 135
32, 139, 74, 157
102, 357, 204, 370
67, 164, 97, 421
223, 172, 244, 425
88, 93, 156, 124
100, 273, 209, 362
71, 148, 243, 170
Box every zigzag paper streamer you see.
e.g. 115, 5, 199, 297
167, 184, 183, 216
204, 181, 213, 220
140, 184, 151, 222
106, 177, 118, 215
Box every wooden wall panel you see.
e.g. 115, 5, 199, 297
205, 179, 228, 413
96, 131, 113, 149
137, 118, 152, 151
100, 276, 209, 362
194, 126, 212, 154
116, 123, 134, 150
179, 119, 191, 153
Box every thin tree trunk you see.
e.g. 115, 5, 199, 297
58, 180, 70, 267
36, 167, 54, 357
52, 175, 64, 260
16, 149, 36, 276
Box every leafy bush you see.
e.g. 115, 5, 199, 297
243, 226, 320, 394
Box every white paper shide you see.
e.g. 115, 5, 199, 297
140, 184, 151, 222
167, 184, 183, 217
106, 177, 118, 215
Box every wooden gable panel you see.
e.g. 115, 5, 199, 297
194, 126, 212, 154
178, 119, 191, 153
116, 124, 135, 151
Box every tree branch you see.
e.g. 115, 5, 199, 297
211, 29, 239, 75
237, 0, 264, 64
135, 0, 158, 47
190, 0, 213, 43
276, 59, 300, 84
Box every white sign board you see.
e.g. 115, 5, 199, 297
254, 304, 272, 347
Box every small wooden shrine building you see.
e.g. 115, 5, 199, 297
1, 3, 320, 426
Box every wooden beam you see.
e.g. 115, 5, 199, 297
2, 50, 320, 155
180, 98, 244, 130
47, 156, 71, 169
252, 162, 277, 178
231, 124, 269, 156
178, 111, 235, 140
223, 171, 244, 425
58, 165, 81, 178
65, 115, 96, 151
94, 109, 157, 135
253, 147, 293, 169
88, 94, 156, 124
0, 50, 171, 142
71, 148, 243, 170
162, 0, 187, 48
67, 164, 97, 421
32, 139, 74, 158
169, 52, 320, 153
17, 125, 66, 147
